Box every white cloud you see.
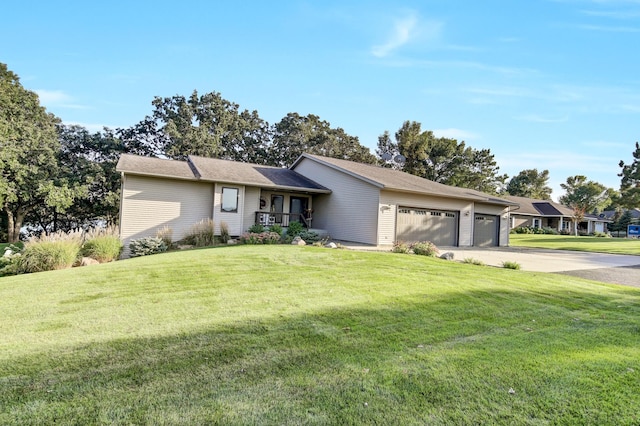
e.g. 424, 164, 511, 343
371, 11, 443, 57
64, 121, 117, 132
515, 114, 569, 123
577, 23, 640, 31
35, 89, 87, 109
432, 128, 479, 141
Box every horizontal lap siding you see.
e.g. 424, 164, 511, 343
379, 191, 474, 246
214, 184, 245, 236
242, 186, 261, 234
120, 175, 213, 256
293, 159, 379, 245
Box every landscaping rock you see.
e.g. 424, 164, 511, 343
81, 257, 100, 266
440, 252, 454, 260
177, 244, 194, 250
325, 242, 337, 249
291, 236, 306, 246
227, 239, 237, 245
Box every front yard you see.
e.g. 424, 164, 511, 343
509, 233, 640, 255
1, 245, 639, 424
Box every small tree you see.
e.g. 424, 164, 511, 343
570, 206, 586, 236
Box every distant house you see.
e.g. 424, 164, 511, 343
504, 195, 609, 234
116, 153, 517, 255
599, 208, 640, 223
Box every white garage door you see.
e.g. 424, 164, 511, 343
396, 207, 458, 246
474, 214, 499, 247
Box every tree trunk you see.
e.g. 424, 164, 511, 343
5, 208, 26, 243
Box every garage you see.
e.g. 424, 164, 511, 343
396, 207, 459, 246
473, 214, 499, 247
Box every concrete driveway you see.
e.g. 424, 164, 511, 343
445, 247, 640, 287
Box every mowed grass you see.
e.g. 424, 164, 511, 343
1, 246, 640, 425
510, 233, 640, 255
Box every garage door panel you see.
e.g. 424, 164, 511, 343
397, 207, 458, 246
474, 214, 498, 247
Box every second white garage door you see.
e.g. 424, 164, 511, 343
396, 207, 459, 246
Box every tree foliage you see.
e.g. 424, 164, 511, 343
377, 121, 507, 194
270, 113, 376, 167
506, 169, 553, 200
559, 175, 612, 214
0, 63, 86, 242
619, 141, 640, 208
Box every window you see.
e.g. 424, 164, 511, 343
532, 218, 541, 228
221, 187, 238, 212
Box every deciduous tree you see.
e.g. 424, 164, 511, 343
506, 169, 553, 200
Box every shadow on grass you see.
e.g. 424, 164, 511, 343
2, 287, 640, 425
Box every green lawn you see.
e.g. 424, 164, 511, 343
510, 233, 640, 255
1, 246, 639, 424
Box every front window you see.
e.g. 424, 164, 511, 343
221, 187, 238, 212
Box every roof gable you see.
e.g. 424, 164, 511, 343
292, 153, 516, 206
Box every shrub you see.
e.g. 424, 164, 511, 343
220, 221, 230, 243
462, 257, 485, 266
248, 223, 265, 234
298, 230, 320, 243
155, 226, 173, 248
0, 244, 22, 277
411, 241, 439, 257
286, 221, 304, 237
17, 231, 83, 273
392, 241, 410, 254
594, 231, 610, 238
502, 261, 521, 270
80, 226, 123, 263
184, 219, 216, 247
129, 237, 168, 257
268, 224, 283, 236
239, 232, 281, 245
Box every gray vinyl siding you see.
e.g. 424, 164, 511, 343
293, 158, 380, 245
120, 174, 213, 256
243, 186, 261, 233
213, 183, 245, 236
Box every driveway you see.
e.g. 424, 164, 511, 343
446, 247, 640, 287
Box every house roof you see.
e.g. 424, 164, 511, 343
600, 208, 640, 220
188, 155, 330, 193
116, 154, 331, 193
292, 153, 517, 206
503, 195, 609, 221
116, 154, 196, 180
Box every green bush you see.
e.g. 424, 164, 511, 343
17, 231, 83, 273
286, 221, 304, 237
502, 261, 521, 270
184, 219, 216, 247
594, 231, 610, 238
411, 241, 439, 257
248, 223, 265, 234
298, 230, 320, 243
268, 224, 283, 236
81, 235, 122, 263
0, 245, 22, 277
129, 237, 168, 257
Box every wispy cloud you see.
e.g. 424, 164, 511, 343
577, 23, 640, 31
35, 89, 88, 109
433, 128, 479, 141
582, 140, 628, 148
371, 11, 443, 57
64, 121, 117, 132
515, 114, 569, 123
581, 9, 640, 18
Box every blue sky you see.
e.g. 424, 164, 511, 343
3, 0, 639, 200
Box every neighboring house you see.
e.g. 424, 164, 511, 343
116, 153, 517, 255
600, 208, 640, 223
504, 195, 609, 234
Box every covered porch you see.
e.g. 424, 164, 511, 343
253, 190, 317, 229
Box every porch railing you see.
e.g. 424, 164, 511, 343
254, 212, 310, 228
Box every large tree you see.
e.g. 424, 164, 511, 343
619, 141, 640, 208
559, 175, 612, 236
0, 63, 83, 242
269, 113, 376, 167
506, 169, 553, 200
377, 121, 506, 194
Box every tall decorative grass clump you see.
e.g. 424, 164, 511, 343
184, 218, 216, 247
81, 226, 123, 263
155, 226, 174, 248
17, 231, 83, 273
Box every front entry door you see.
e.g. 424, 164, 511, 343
289, 197, 309, 226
